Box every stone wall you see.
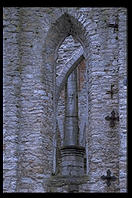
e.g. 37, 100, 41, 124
3, 7, 20, 192
118, 8, 127, 192
3, 7, 127, 192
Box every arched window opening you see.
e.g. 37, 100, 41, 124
56, 35, 87, 176
43, 12, 90, 178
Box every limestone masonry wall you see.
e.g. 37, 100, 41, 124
3, 7, 127, 192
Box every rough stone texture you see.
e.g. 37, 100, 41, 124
3, 7, 127, 193
56, 35, 82, 77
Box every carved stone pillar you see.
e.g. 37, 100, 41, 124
61, 69, 85, 176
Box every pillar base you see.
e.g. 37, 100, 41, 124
47, 174, 89, 192
60, 145, 85, 176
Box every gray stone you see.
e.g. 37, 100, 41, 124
3, 7, 127, 193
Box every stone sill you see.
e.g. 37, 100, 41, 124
47, 175, 89, 187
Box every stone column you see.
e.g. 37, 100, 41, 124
61, 69, 85, 177
64, 69, 79, 146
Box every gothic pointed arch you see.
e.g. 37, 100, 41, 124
42, 12, 90, 176
42, 12, 89, 75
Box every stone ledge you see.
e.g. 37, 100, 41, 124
61, 146, 85, 156
47, 175, 89, 187
61, 145, 85, 151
